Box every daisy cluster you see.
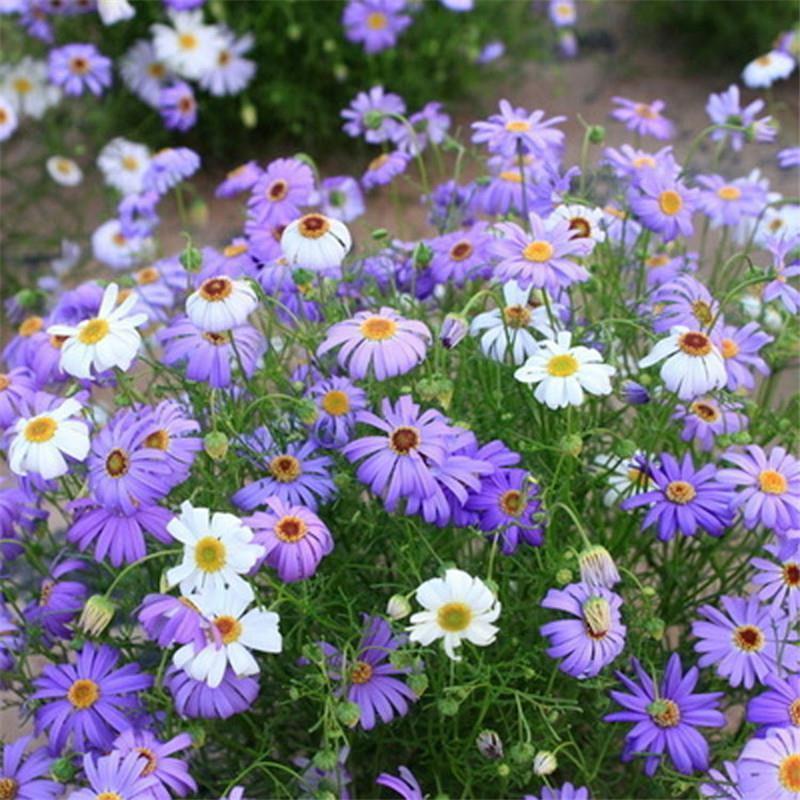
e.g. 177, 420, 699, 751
0, 28, 799, 800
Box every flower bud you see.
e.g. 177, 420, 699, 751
16, 288, 44, 310
412, 241, 433, 269
508, 742, 535, 766
439, 314, 469, 350
180, 244, 202, 272
621, 380, 650, 405
295, 398, 318, 426
644, 617, 665, 640
386, 594, 411, 620
533, 750, 558, 776
372, 228, 389, 240
240, 100, 257, 129
287, 23, 302, 40
560, 434, 582, 457
438, 696, 460, 716
588, 124, 605, 144
336, 701, 361, 728
476, 729, 504, 760
312, 749, 338, 772
497, 763, 510, 778
78, 595, 115, 637
407, 673, 429, 697
416, 375, 454, 411
556, 568, 573, 586
578, 544, 621, 589
51, 756, 77, 782
204, 431, 229, 461
582, 596, 611, 639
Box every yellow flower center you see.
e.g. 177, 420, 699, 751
0, 778, 18, 800
322, 390, 350, 416
97, 794, 122, 800
690, 401, 720, 423
783, 563, 800, 589
68, 678, 100, 709
134, 747, 159, 776
12, 77, 32, 94
105, 448, 130, 478
505, 119, 531, 133
658, 190, 683, 216
568, 217, 592, 239
757, 55, 773, 66
647, 698, 681, 728
369, 153, 390, 172
522, 240, 554, 263
178, 33, 198, 50
633, 156, 656, 169
665, 480, 696, 504
691, 300, 713, 326
547, 353, 579, 377
646, 254, 670, 268
135, 266, 160, 285
350, 660, 374, 684
627, 467, 651, 487
635, 103, 656, 119
203, 332, 229, 346
437, 601, 473, 632
360, 315, 397, 341
449, 240, 474, 261
145, 429, 170, 450
503, 305, 532, 329
224, 243, 249, 258
23, 416, 57, 443
721, 338, 740, 359
19, 316, 43, 337
274, 515, 308, 543
121, 154, 139, 171
199, 277, 233, 302
717, 185, 742, 201
113, 232, 127, 246
269, 455, 302, 482
148, 62, 166, 78
214, 614, 242, 645
759, 469, 788, 495
78, 317, 110, 345
54, 158, 73, 175
779, 754, 800, 792
297, 213, 331, 240
366, 11, 388, 29
499, 170, 523, 183
389, 426, 420, 455
678, 331, 712, 357
789, 698, 800, 726
194, 536, 226, 573
733, 624, 765, 652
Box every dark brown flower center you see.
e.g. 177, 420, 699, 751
199, 277, 233, 302
350, 660, 374, 684
389, 426, 420, 455
733, 624, 765, 652
105, 448, 130, 478
678, 331, 712, 357
270, 455, 301, 482
449, 240, 474, 261
267, 179, 288, 201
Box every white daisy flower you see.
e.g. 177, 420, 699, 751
152, 10, 225, 81
0, 93, 18, 141
97, 138, 152, 195
173, 587, 282, 688
280, 213, 352, 270
408, 568, 500, 661
638, 326, 726, 401
92, 219, 154, 271
514, 331, 616, 409
1, 57, 61, 119
186, 276, 258, 333
120, 40, 170, 108
97, 0, 135, 25
46, 156, 83, 187
551, 203, 606, 253
9, 398, 90, 480
197, 30, 256, 96
47, 283, 148, 380
165, 501, 264, 601
470, 281, 559, 365
742, 50, 796, 89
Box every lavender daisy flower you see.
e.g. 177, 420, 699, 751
0, 736, 59, 800
138, 593, 207, 650
142, 147, 200, 195
158, 316, 266, 389
136, 400, 202, 486
342, 86, 405, 144
603, 144, 678, 182
751, 540, 800, 616
361, 150, 410, 190
527, 784, 590, 800
605, 653, 725, 776
540, 582, 626, 679
610, 97, 675, 139
70, 750, 157, 800
466, 467, 545, 554
48, 43, 112, 96
696, 174, 767, 228
393, 101, 451, 156
737, 725, 800, 796
629, 169, 698, 242
649, 274, 718, 332
472, 99, 565, 158
24, 558, 87, 641
0, 478, 44, 561
491, 212, 588, 292
479, 158, 541, 216
762, 234, 800, 314
112, 729, 197, 800
158, 80, 197, 131
0, 367, 37, 429
310, 175, 365, 222
713, 321, 772, 392
342, 395, 452, 512
699, 761, 742, 800
425, 179, 478, 230
778, 147, 800, 169
165, 665, 259, 719
692, 595, 800, 689
215, 161, 262, 198
317, 307, 431, 381
706, 84, 773, 152
247, 157, 314, 227
343, 0, 411, 54
232, 436, 335, 511
245, 497, 333, 583
429, 222, 492, 286
718, 446, 800, 532
376, 766, 423, 800
747, 673, 800, 729
621, 452, 734, 540
306, 375, 368, 447
33, 643, 153, 753
0, 604, 19, 673
67, 499, 172, 566
118, 191, 160, 238
673, 397, 746, 452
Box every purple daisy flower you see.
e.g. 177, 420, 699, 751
247, 157, 314, 227
24, 558, 87, 641
778, 147, 800, 169
0, 478, 44, 561
0, 736, 59, 800
649, 274, 719, 333
112, 729, 197, 800
232, 434, 335, 511
628, 168, 698, 242
393, 101, 451, 156
605, 653, 725, 776
306, 375, 368, 447
48, 43, 112, 96
429, 222, 492, 286
491, 212, 588, 292
706, 84, 773, 152
342, 395, 452, 512
696, 173, 767, 228
0, 367, 37, 429
215, 161, 262, 198
0, 604, 19, 673
762, 234, 800, 314
142, 147, 200, 196
713, 321, 772, 392
342, 86, 405, 144
466, 467, 545, 554
138, 593, 207, 650
747, 673, 800, 730
118, 191, 160, 238
673, 397, 746, 452
317, 307, 431, 381
361, 150, 410, 190
310, 175, 365, 222
692, 595, 800, 689
699, 761, 742, 800
166, 665, 259, 719
472, 99, 566, 158
642, 248, 697, 289
737, 725, 800, 797
621, 452, 734, 540
244, 497, 333, 583
33, 643, 153, 753
158, 316, 266, 389
425, 179, 478, 230
610, 96, 675, 139
751, 540, 800, 616
376, 766, 423, 800
343, 0, 412, 54
70, 750, 157, 800
87, 409, 172, 513
603, 144, 679, 182
718, 446, 800, 532
158, 80, 197, 131
67, 498, 172, 566
136, 400, 202, 487
527, 784, 590, 800
540, 582, 626, 679
479, 157, 541, 216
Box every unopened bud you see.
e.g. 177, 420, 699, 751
556, 568, 573, 585
372, 228, 389, 240
407, 673, 428, 697
387, 594, 411, 620
204, 431, 229, 461
476, 729, 504, 760
644, 617, 665, 640
560, 434, 582, 457
496, 763, 510, 778
533, 750, 558, 776
16, 289, 43, 310
240, 100, 257, 129
189, 199, 208, 227
439, 696, 460, 716
312, 749, 338, 771
336, 701, 361, 728
578, 544, 620, 589
78, 595, 115, 636
439, 314, 469, 350
51, 756, 77, 782
295, 398, 318, 426
180, 245, 202, 272
509, 742, 535, 766
588, 125, 606, 144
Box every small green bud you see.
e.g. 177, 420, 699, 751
51, 756, 77, 782
286, 23, 302, 40
508, 742, 535, 766
641, 585, 656, 597
731, 431, 752, 445
288, 686, 300, 701
644, 617, 666, 640
496, 763, 510, 778
407, 673, 429, 697
78, 595, 115, 637
336, 700, 361, 728
16, 288, 44, 310
293, 152, 317, 170
187, 723, 206, 748
588, 125, 606, 144
312, 749, 338, 772
438, 696, 460, 716
204, 431, 229, 461
412, 242, 433, 269
560, 434, 583, 457
322, 38, 337, 53
301, 642, 324, 662
416, 375, 454, 411
372, 228, 389, 240
180, 245, 202, 272
295, 398, 318, 426
333, 63, 349, 82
